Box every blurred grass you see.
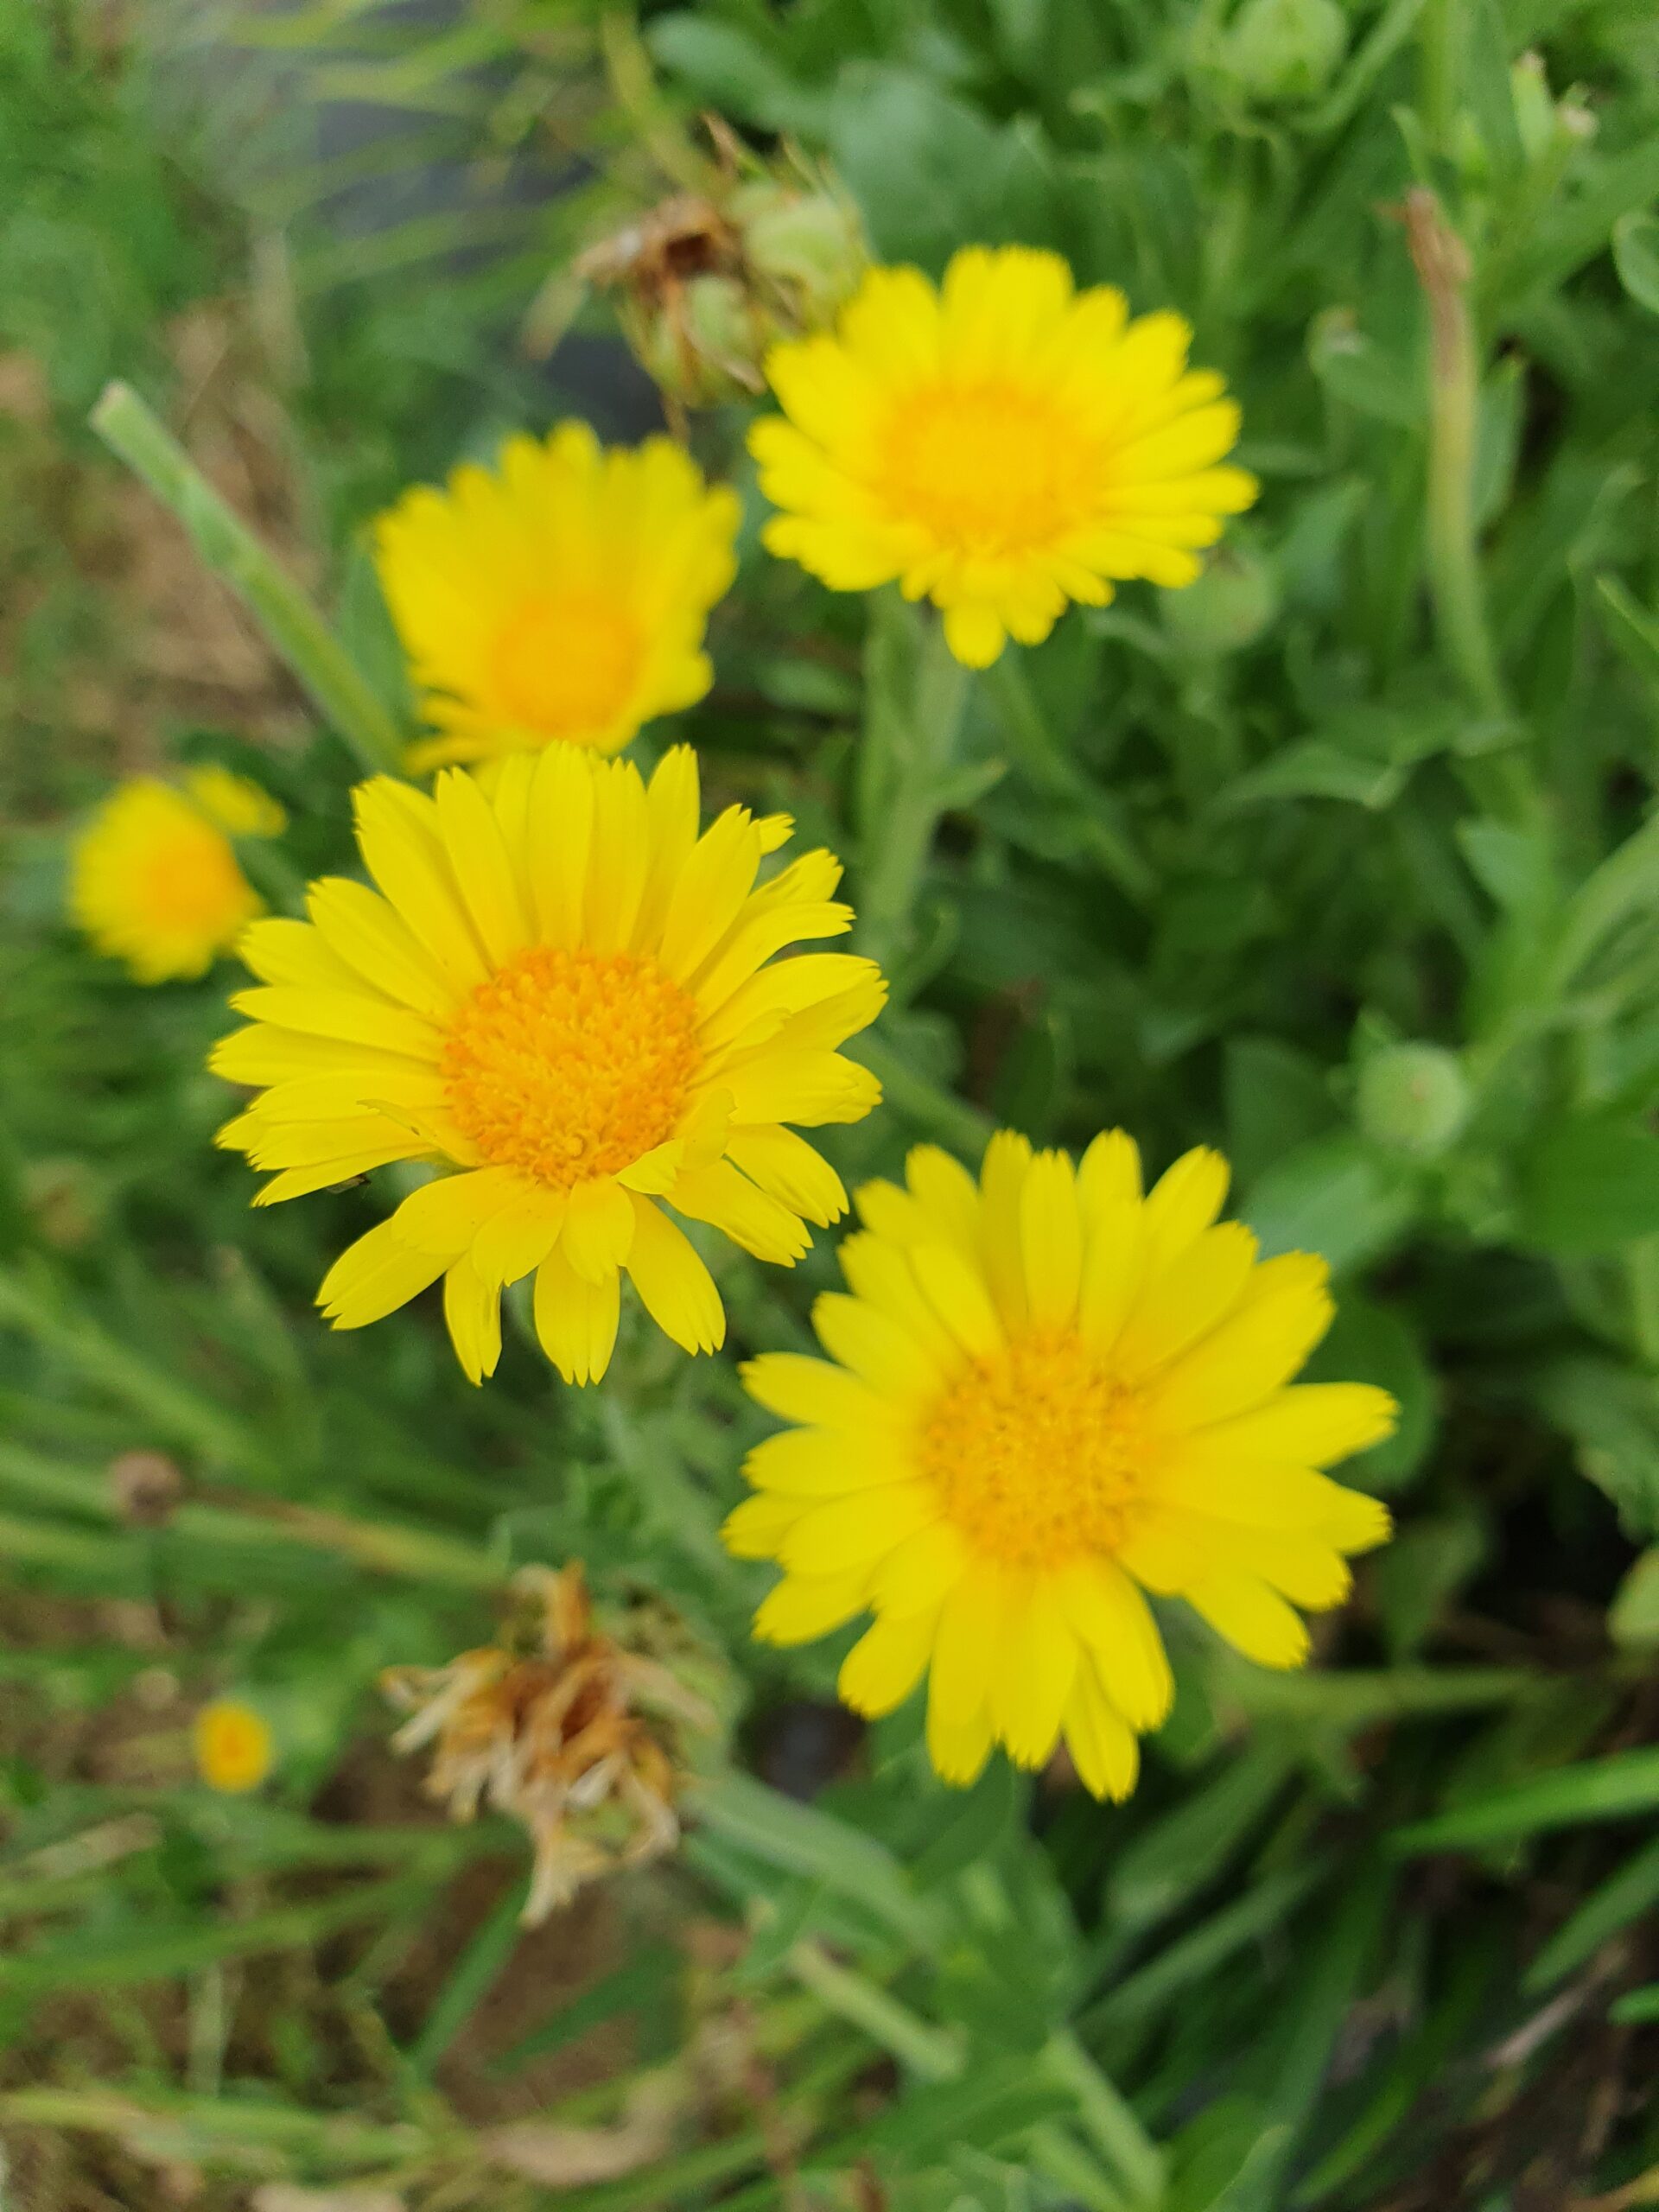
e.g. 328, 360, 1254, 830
3, 0, 1659, 2206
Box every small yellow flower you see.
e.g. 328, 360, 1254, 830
726, 1131, 1395, 1800
213, 744, 885, 1385
69, 770, 287, 984
374, 423, 741, 772
751, 245, 1257, 668
193, 1699, 274, 1794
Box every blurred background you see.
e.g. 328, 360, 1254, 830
3, 0, 1659, 2207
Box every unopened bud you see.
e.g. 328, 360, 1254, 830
1218, 0, 1347, 105
1357, 1043, 1470, 1160
1161, 543, 1280, 658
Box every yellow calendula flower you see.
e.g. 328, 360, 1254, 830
750, 244, 1257, 668
375, 423, 741, 772
213, 745, 884, 1385
69, 768, 287, 984
726, 1131, 1395, 1799
193, 1699, 274, 1794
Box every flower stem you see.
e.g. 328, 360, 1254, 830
89, 381, 406, 779
1402, 194, 1507, 725
987, 653, 1155, 903
855, 595, 972, 986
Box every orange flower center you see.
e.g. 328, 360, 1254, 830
880, 380, 1098, 556
492, 592, 644, 744
918, 1333, 1156, 1569
442, 946, 701, 1188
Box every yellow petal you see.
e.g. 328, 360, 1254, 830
1113, 1220, 1258, 1376
990, 1582, 1078, 1769
744, 1427, 913, 1497
778, 1483, 939, 1577
1062, 1665, 1141, 1801
839, 1610, 936, 1718
671, 1160, 810, 1265
1184, 1573, 1310, 1669
721, 1491, 804, 1560
532, 1245, 620, 1384
752, 1571, 869, 1645
1053, 1555, 1173, 1733
442, 1257, 503, 1385
741, 1351, 894, 1432
1188, 1382, 1399, 1469
1147, 1254, 1332, 1431
928, 1560, 1006, 1730
1020, 1147, 1083, 1329
623, 1193, 724, 1355
316, 1217, 447, 1329
926, 1688, 995, 1787
560, 1177, 637, 1283
1140, 1147, 1229, 1275
978, 1129, 1034, 1326
724, 1126, 848, 1226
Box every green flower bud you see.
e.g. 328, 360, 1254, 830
1357, 1043, 1470, 1160
1220, 0, 1347, 104
1160, 543, 1280, 658
582, 157, 868, 414
732, 179, 868, 324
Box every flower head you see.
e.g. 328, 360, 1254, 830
213, 744, 884, 1384
194, 1699, 274, 1794
383, 1563, 718, 1923
726, 1130, 1394, 1799
750, 245, 1257, 668
69, 768, 286, 983
375, 423, 741, 772
579, 160, 868, 410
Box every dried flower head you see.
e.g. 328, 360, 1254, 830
383, 1564, 718, 1924
577, 146, 868, 415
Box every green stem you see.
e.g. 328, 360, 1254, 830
1046, 2031, 1166, 2205
1403, 196, 1508, 727
987, 655, 1155, 903
849, 1034, 993, 1156
1419, 0, 1459, 153
855, 598, 973, 985
0, 1263, 265, 1473
89, 381, 405, 779
786, 1938, 965, 2082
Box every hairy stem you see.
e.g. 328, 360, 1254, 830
90, 380, 406, 779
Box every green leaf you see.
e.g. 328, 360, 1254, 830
1592, 574, 1659, 712
1611, 210, 1659, 315
1395, 1747, 1659, 1852
1523, 1834, 1659, 1991
1241, 1131, 1416, 1274
1516, 1113, 1659, 1255
1609, 1548, 1659, 1649
1534, 1357, 1659, 1536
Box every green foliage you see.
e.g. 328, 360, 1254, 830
4, 0, 1659, 2205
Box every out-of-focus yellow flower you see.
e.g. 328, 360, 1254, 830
374, 424, 741, 772
384, 1563, 718, 1924
69, 769, 286, 984
751, 244, 1257, 668
193, 1698, 274, 1794
212, 744, 884, 1385
726, 1130, 1395, 1800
